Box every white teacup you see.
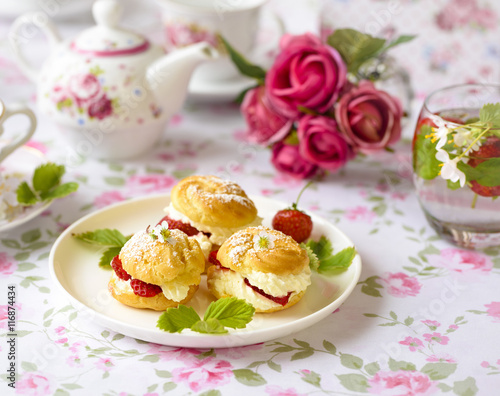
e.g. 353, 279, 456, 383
0, 100, 37, 163
158, 0, 267, 83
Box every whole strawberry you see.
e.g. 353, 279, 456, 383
272, 182, 313, 243
468, 136, 500, 197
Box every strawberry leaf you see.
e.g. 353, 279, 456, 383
157, 305, 201, 333
204, 297, 255, 329
318, 247, 357, 274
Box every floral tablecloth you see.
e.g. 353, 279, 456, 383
1, 1, 500, 395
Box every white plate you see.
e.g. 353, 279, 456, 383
49, 194, 362, 348
0, 145, 51, 233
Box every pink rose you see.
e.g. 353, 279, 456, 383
266, 385, 306, 396
172, 356, 233, 392
381, 272, 422, 297
68, 73, 101, 106
241, 86, 293, 145
423, 332, 449, 345
399, 336, 424, 352
368, 370, 437, 395
94, 191, 126, 209
335, 81, 402, 153
429, 248, 492, 276
344, 206, 376, 223
16, 372, 53, 396
422, 320, 440, 330
88, 95, 113, 120
297, 115, 353, 171
265, 33, 346, 118
485, 301, 500, 322
426, 354, 456, 363
126, 174, 176, 194
271, 142, 318, 179
0, 252, 17, 277
95, 357, 114, 371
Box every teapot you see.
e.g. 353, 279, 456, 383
9, 0, 217, 161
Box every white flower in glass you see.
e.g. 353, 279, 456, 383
436, 149, 466, 187
429, 114, 459, 149
453, 127, 481, 151
253, 230, 276, 250
150, 221, 177, 245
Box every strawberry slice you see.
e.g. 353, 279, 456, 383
244, 278, 292, 306
130, 279, 162, 297
111, 255, 131, 281
157, 215, 200, 236
468, 136, 500, 197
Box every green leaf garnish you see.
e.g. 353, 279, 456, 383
157, 305, 201, 333
382, 34, 416, 52
458, 159, 500, 187
327, 29, 386, 74
479, 103, 500, 128
218, 34, 266, 83
16, 163, 79, 206
300, 243, 319, 271
413, 125, 441, 180
304, 236, 356, 274
157, 297, 255, 335
73, 228, 131, 269
203, 297, 255, 329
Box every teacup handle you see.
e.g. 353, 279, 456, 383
8, 12, 61, 82
0, 103, 37, 163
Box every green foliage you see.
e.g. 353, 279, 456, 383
413, 125, 441, 180
304, 236, 356, 274
479, 103, 500, 128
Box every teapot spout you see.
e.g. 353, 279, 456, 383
146, 42, 218, 119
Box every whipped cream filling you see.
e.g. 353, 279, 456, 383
208, 267, 310, 311
164, 203, 262, 245
113, 274, 190, 302
189, 233, 212, 260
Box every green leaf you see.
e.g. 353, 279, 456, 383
364, 362, 380, 375
305, 236, 333, 261
300, 243, 319, 271
54, 389, 70, 396
203, 297, 255, 329
294, 339, 311, 348
361, 284, 382, 297
388, 358, 416, 371
21, 361, 37, 372
438, 383, 453, 392
16, 181, 38, 205
40, 182, 78, 201
163, 382, 177, 392
140, 354, 160, 362
218, 35, 266, 81
15, 252, 30, 261
73, 229, 129, 247
33, 163, 65, 194
21, 229, 41, 243
199, 391, 221, 396
421, 363, 457, 380
157, 305, 201, 333
300, 370, 321, 387
336, 373, 369, 393
104, 176, 125, 186
318, 247, 356, 274
233, 369, 267, 386
327, 28, 386, 74
39, 286, 50, 293
340, 353, 363, 369
155, 370, 172, 378
17, 262, 36, 272
291, 350, 314, 361
112, 333, 125, 342
479, 103, 500, 128
453, 377, 478, 396
459, 159, 500, 187
323, 340, 337, 354
413, 125, 441, 180
62, 384, 82, 390
267, 360, 281, 373
99, 247, 122, 269
447, 179, 461, 190
191, 318, 228, 334
383, 34, 416, 52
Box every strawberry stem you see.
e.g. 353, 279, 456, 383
471, 193, 478, 209
292, 181, 314, 210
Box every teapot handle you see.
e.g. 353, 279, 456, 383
8, 12, 62, 83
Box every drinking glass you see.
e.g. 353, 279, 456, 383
412, 83, 500, 249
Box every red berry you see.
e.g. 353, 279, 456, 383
244, 278, 292, 306
272, 209, 313, 243
468, 136, 500, 197
130, 278, 162, 297
157, 215, 200, 236
111, 255, 131, 281
208, 250, 220, 266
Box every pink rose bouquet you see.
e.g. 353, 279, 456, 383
222, 29, 413, 179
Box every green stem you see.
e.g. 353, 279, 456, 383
293, 181, 314, 209
457, 126, 491, 160
471, 193, 478, 209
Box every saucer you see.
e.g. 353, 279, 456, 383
188, 74, 257, 102
0, 144, 51, 233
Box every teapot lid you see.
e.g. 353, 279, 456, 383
71, 0, 150, 57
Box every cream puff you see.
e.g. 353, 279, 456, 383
108, 224, 205, 311
163, 175, 262, 247
207, 226, 311, 313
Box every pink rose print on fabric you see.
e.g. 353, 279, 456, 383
423, 332, 450, 345
485, 301, 500, 323
171, 356, 233, 392
426, 353, 456, 363
436, 0, 497, 31
399, 336, 424, 352
0, 304, 22, 329
428, 248, 492, 279
15, 372, 53, 396
94, 357, 114, 371
368, 370, 437, 395
66, 355, 83, 368
422, 320, 440, 331
265, 385, 306, 396
381, 272, 422, 297
345, 206, 376, 223
93, 191, 127, 209
126, 174, 176, 194
0, 252, 17, 277
54, 326, 66, 335
146, 344, 202, 362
